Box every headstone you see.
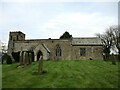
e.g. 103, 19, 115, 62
26, 52, 29, 65
19, 51, 23, 65
38, 56, 43, 74
29, 52, 32, 64
23, 52, 27, 66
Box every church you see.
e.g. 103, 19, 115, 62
7, 31, 103, 61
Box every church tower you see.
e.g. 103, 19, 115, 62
7, 31, 25, 61
9, 31, 25, 41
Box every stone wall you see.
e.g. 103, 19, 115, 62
71, 45, 103, 60
13, 39, 72, 60
13, 39, 103, 61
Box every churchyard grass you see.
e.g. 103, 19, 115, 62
0, 64, 2, 89
2, 60, 119, 88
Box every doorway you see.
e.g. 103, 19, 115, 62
12, 52, 20, 62
37, 50, 43, 61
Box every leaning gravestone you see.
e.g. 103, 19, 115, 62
38, 56, 43, 74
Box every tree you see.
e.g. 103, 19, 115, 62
2, 53, 12, 64
111, 25, 120, 60
60, 31, 72, 39
96, 27, 114, 60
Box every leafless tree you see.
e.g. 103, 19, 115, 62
96, 25, 120, 60
112, 25, 120, 60
96, 26, 114, 60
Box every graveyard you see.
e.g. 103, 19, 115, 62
2, 60, 119, 88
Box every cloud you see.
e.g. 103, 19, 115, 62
40, 12, 117, 38
0, 2, 117, 44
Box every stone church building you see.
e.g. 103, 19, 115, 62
7, 31, 103, 61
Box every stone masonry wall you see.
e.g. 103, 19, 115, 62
71, 45, 103, 60
12, 39, 103, 60
14, 39, 72, 60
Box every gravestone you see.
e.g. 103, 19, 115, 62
26, 52, 29, 65
19, 51, 32, 68
19, 51, 23, 65
23, 51, 28, 66
29, 52, 32, 64
38, 56, 43, 74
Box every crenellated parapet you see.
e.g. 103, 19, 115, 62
9, 31, 25, 41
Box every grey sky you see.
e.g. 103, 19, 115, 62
0, 0, 118, 46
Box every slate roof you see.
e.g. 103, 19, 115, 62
72, 37, 102, 45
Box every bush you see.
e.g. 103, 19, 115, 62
2, 53, 12, 64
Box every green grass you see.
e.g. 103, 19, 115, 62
0, 64, 2, 89
2, 60, 119, 88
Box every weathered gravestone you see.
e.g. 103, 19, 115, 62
19, 51, 23, 65
18, 51, 32, 68
29, 52, 32, 64
23, 51, 28, 67
26, 52, 29, 65
38, 55, 43, 74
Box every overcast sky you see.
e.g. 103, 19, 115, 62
0, 0, 118, 45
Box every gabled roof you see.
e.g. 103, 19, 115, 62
42, 43, 51, 53
72, 37, 102, 45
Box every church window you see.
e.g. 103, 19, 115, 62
80, 48, 86, 56
56, 46, 62, 56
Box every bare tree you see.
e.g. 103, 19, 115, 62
112, 25, 120, 60
96, 27, 114, 60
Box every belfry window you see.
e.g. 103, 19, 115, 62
56, 46, 62, 56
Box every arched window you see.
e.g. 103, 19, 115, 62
56, 45, 62, 57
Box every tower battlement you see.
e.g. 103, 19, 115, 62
9, 31, 25, 41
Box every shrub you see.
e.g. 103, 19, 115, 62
2, 53, 12, 64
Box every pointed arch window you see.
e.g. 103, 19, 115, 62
56, 45, 62, 56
